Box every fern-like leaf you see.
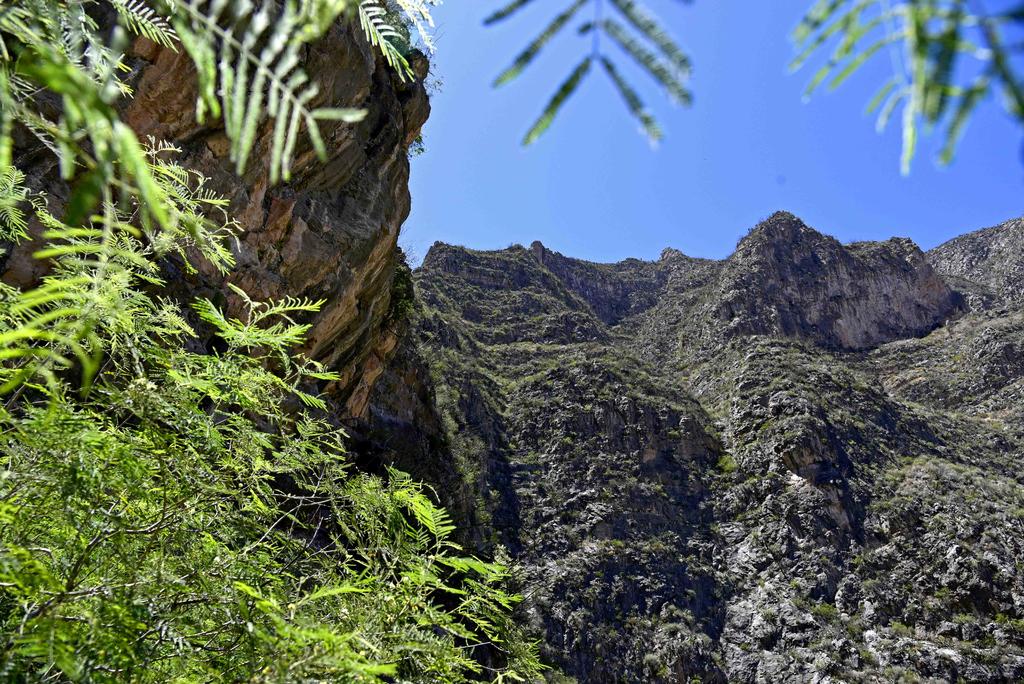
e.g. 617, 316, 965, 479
487, 0, 696, 144
484, 0, 537, 25
359, 0, 413, 81
608, 0, 690, 76
167, 0, 365, 183
107, 0, 178, 49
603, 19, 691, 105
494, 0, 588, 87
939, 72, 990, 164
0, 165, 35, 241
392, 0, 436, 52
522, 56, 591, 145
600, 56, 661, 144
793, 0, 1023, 172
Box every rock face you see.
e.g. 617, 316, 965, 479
928, 217, 1024, 308
409, 213, 1024, 682
10, 19, 1024, 679
4, 20, 430, 420
714, 212, 961, 350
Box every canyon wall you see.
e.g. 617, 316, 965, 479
4, 20, 429, 422
410, 213, 1024, 682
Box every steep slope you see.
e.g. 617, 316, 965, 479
413, 243, 726, 680
712, 212, 960, 350
410, 212, 1024, 682
928, 218, 1024, 308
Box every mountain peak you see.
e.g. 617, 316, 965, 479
716, 214, 959, 349
736, 211, 832, 252
529, 240, 547, 263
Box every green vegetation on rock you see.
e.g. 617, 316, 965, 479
0, 1, 542, 679
406, 214, 1024, 681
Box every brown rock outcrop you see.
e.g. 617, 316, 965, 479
5, 21, 430, 418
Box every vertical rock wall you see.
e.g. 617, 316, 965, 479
4, 20, 430, 418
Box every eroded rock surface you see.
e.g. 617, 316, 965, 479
929, 217, 1024, 308
714, 212, 961, 350
408, 213, 1024, 682
5, 21, 429, 419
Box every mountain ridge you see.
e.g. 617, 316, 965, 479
392, 211, 1024, 681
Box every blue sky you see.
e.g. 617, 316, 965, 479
401, 0, 1023, 265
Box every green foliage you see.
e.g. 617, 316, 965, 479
608, 0, 690, 78
0, 0, 429, 186
890, 620, 913, 636
717, 453, 738, 474
360, 0, 414, 80
599, 19, 691, 106
0, 0, 541, 680
166, 0, 366, 182
600, 56, 661, 142
486, 0, 1019, 163
792, 0, 1024, 173
109, 0, 178, 48
494, 0, 588, 87
811, 602, 839, 621
358, 0, 439, 83
487, 0, 692, 145
0, 166, 41, 241
0, 271, 541, 678
523, 56, 593, 145
389, 0, 439, 53
388, 247, 418, 324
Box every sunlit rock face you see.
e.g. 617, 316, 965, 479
9, 17, 1024, 679
928, 217, 1024, 308
5, 21, 430, 419
713, 211, 961, 350
402, 214, 1024, 682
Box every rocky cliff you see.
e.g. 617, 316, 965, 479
9, 15, 1024, 680
713, 212, 961, 350
406, 212, 1024, 682
929, 218, 1024, 309
4, 18, 430, 423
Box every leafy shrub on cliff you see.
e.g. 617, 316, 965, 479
388, 246, 418, 324
0, 274, 537, 680
0, 0, 540, 680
